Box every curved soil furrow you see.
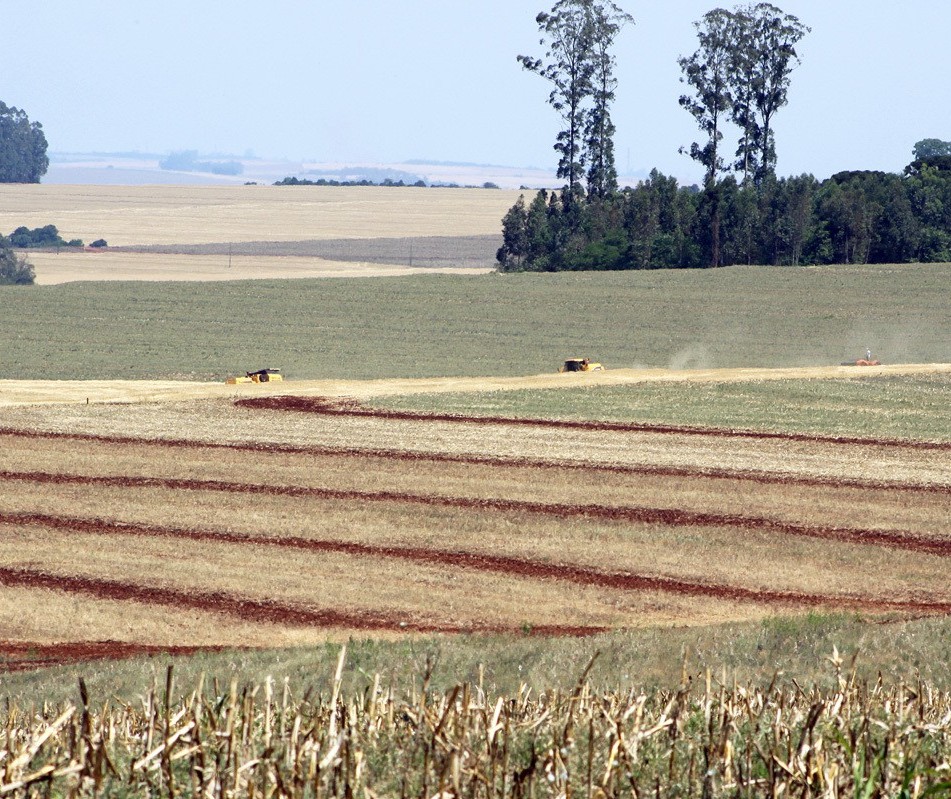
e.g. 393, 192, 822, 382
4, 511, 951, 616
2, 470, 948, 558
0, 566, 603, 638
1, 427, 945, 496
0, 640, 229, 672
234, 395, 951, 452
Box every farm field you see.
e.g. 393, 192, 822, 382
0, 363, 949, 673
2, 265, 950, 381
23, 250, 493, 285
0, 184, 950, 795
0, 184, 515, 282
0, 184, 522, 246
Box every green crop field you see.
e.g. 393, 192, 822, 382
371, 373, 951, 441
1, 263, 949, 381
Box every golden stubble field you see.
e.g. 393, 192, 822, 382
0, 184, 520, 282
0, 366, 949, 657
0, 184, 522, 245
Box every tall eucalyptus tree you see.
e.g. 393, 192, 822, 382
678, 8, 737, 266
518, 2, 595, 196
584, 1, 634, 199
734, 3, 810, 185
519, 0, 631, 199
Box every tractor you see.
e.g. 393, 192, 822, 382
225, 368, 283, 385
559, 358, 604, 373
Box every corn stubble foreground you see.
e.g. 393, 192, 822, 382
1, 653, 950, 799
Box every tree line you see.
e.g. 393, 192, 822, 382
498, 1, 951, 270
498, 160, 951, 270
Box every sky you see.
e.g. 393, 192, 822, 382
5, 1, 949, 184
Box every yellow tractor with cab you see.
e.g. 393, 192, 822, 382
226, 368, 283, 385
559, 358, 604, 373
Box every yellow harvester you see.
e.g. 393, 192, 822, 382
226, 368, 283, 385
559, 358, 604, 372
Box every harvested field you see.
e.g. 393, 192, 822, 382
0, 185, 521, 246
0, 370, 948, 663
26, 250, 492, 285
118, 234, 501, 265
1, 185, 507, 283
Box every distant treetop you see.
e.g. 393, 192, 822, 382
0, 101, 48, 183
913, 138, 951, 161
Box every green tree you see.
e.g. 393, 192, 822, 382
0, 102, 49, 183
497, 195, 529, 271
526, 190, 555, 267
584, 1, 633, 199
678, 9, 735, 187
732, 3, 810, 185
0, 238, 35, 284
518, 1, 596, 193
906, 164, 951, 262
678, 8, 736, 266
520, 0, 631, 197
912, 138, 951, 161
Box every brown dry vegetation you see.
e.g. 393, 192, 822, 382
2, 662, 950, 799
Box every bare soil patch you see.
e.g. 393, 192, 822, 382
0, 640, 229, 672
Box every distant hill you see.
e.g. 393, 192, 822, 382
45, 152, 566, 189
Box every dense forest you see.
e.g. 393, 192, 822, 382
498, 1, 951, 270
498, 159, 951, 270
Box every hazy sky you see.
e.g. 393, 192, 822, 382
6, 1, 949, 183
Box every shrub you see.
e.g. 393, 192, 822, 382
0, 243, 35, 284
8, 224, 67, 248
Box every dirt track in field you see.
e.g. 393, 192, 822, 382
0, 641, 229, 672
0, 566, 603, 638
2, 363, 949, 407
235, 395, 951, 451
2, 471, 948, 558
3, 510, 950, 617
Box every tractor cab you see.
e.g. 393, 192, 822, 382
226, 368, 283, 385
559, 358, 604, 373
247, 368, 283, 383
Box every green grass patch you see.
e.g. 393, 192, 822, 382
3, 613, 950, 707
1, 263, 949, 380
371, 373, 951, 441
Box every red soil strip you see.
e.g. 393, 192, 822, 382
2, 469, 949, 558
0, 427, 946, 496
235, 395, 951, 452
0, 565, 603, 639
0, 640, 229, 672
4, 511, 951, 617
